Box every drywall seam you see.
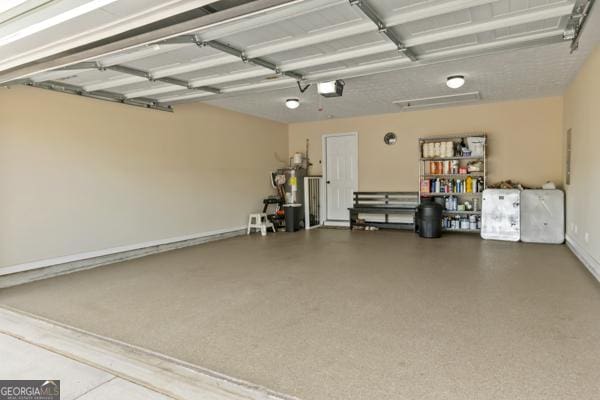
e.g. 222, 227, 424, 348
0, 226, 246, 288
566, 234, 600, 282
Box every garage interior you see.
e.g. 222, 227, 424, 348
0, 1, 599, 399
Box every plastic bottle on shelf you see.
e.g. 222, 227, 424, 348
460, 218, 470, 230
466, 176, 473, 193
451, 160, 457, 174
469, 215, 477, 230
447, 142, 454, 157
454, 141, 462, 157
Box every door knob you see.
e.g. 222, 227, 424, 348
326, 181, 331, 184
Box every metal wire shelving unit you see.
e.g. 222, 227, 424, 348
418, 134, 487, 233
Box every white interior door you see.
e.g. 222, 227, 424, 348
325, 134, 357, 221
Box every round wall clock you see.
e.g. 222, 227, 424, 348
384, 132, 397, 145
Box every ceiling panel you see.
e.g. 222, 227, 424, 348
98, 44, 193, 69
108, 79, 173, 95
0, 4, 119, 61
0, 0, 221, 72
53, 69, 124, 86
262, 32, 386, 65
298, 51, 405, 76
175, 62, 266, 81
494, 17, 563, 38
399, 9, 474, 36
123, 45, 223, 71
492, 0, 568, 16
368, 0, 439, 16
214, 2, 364, 50
0, 0, 111, 37
413, 35, 480, 54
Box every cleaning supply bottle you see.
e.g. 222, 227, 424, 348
466, 176, 473, 193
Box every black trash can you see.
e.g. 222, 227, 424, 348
283, 204, 302, 232
416, 202, 443, 238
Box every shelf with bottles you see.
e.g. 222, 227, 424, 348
418, 134, 486, 234
439, 194, 481, 214
442, 214, 481, 232
443, 228, 481, 233
420, 135, 485, 158
421, 192, 482, 197
420, 156, 484, 161
420, 176, 484, 196
422, 172, 484, 178
422, 159, 484, 176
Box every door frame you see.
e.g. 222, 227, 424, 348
321, 132, 359, 225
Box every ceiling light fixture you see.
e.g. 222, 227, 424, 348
317, 80, 345, 97
285, 98, 300, 109
446, 75, 465, 89
0, 0, 119, 48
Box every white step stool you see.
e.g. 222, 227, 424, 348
247, 213, 276, 236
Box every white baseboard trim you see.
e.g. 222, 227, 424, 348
566, 234, 600, 282
323, 220, 350, 228
0, 226, 246, 288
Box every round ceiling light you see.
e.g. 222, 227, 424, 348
285, 98, 300, 109
446, 75, 465, 89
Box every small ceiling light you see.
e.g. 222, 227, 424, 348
285, 98, 300, 109
317, 80, 345, 97
446, 75, 465, 89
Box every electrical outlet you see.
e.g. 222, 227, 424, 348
570, 223, 575, 232
574, 224, 579, 234
584, 232, 589, 243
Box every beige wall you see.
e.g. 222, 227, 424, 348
0, 85, 287, 267
563, 45, 600, 270
289, 97, 564, 191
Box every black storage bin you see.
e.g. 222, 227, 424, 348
283, 204, 302, 232
416, 202, 443, 238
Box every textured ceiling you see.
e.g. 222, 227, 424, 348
203, 3, 600, 123
7, 0, 600, 121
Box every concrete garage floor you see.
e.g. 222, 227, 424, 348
0, 229, 599, 400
